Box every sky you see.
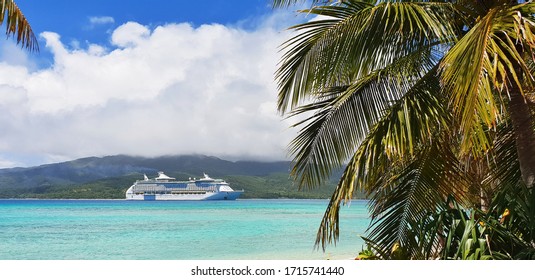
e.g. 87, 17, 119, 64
0, 0, 311, 168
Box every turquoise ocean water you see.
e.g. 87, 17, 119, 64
0, 199, 370, 260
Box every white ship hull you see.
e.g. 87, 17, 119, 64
125, 190, 243, 201
125, 172, 244, 201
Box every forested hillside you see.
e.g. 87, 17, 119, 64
0, 155, 364, 199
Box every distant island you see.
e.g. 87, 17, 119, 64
0, 155, 365, 199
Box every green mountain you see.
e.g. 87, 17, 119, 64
0, 155, 361, 199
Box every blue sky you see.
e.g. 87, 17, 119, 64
18, 0, 281, 67
19, 0, 273, 29
0, 0, 309, 168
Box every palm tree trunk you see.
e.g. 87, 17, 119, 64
509, 89, 535, 188
507, 8, 535, 188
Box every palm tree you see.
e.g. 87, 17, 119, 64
273, 0, 535, 259
0, 0, 38, 51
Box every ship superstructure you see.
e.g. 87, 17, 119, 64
125, 172, 243, 200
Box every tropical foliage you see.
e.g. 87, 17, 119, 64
274, 0, 535, 259
0, 0, 38, 51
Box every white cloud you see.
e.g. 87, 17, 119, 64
0, 16, 297, 167
0, 158, 19, 168
89, 16, 115, 25
111, 22, 150, 47
0, 41, 37, 69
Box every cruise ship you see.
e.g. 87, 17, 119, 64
125, 172, 244, 200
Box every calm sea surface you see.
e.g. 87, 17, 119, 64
0, 199, 370, 260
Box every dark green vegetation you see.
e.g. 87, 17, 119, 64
0, 155, 362, 199
274, 0, 535, 259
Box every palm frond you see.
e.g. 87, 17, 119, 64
287, 47, 442, 189
440, 3, 535, 157
276, 0, 535, 260
277, 0, 459, 113
364, 142, 469, 259
314, 69, 454, 250
0, 0, 38, 51
276, 1, 374, 112
486, 121, 522, 189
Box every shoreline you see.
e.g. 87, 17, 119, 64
0, 197, 369, 201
